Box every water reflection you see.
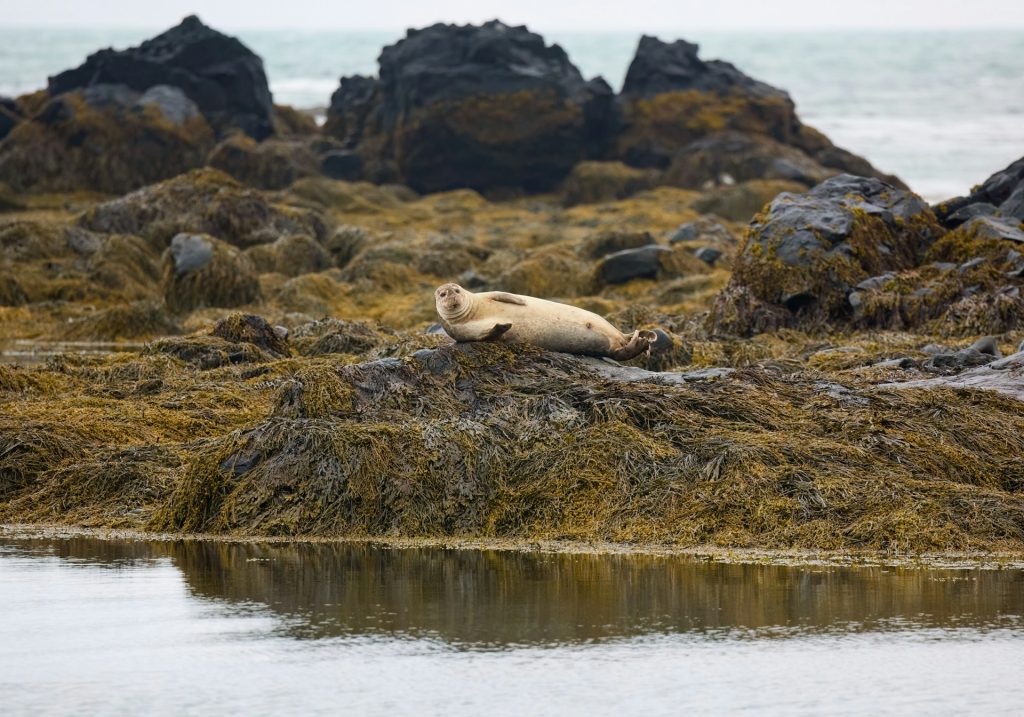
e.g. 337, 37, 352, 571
5, 535, 1022, 648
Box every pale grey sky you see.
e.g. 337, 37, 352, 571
3, 0, 1024, 31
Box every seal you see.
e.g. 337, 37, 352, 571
434, 283, 657, 360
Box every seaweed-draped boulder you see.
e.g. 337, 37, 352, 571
710, 174, 942, 334
613, 36, 900, 188
48, 15, 274, 139
325, 20, 612, 193
934, 155, 1024, 228
0, 16, 274, 193
161, 232, 261, 313
0, 84, 215, 194
78, 168, 328, 249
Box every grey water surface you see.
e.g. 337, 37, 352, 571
1, 533, 1023, 716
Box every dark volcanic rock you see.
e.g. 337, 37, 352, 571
663, 131, 833, 189
0, 97, 21, 140
611, 35, 900, 188
326, 20, 602, 193
945, 202, 999, 228
622, 36, 788, 100
711, 174, 942, 333
48, 15, 274, 139
597, 245, 671, 284
958, 216, 1024, 244
934, 156, 1024, 228
321, 150, 363, 180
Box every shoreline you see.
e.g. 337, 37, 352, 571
5, 523, 1024, 570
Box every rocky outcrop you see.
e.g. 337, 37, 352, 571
612, 36, 900, 189
325, 20, 609, 193
0, 98, 21, 141
48, 15, 274, 139
323, 23, 897, 197
0, 16, 276, 194
710, 175, 942, 333
934, 156, 1024, 228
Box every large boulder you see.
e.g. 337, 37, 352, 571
325, 20, 612, 193
612, 36, 900, 188
711, 174, 943, 333
48, 15, 274, 140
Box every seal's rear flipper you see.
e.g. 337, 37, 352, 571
609, 330, 653, 361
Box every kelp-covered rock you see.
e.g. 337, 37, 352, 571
61, 301, 181, 341
134, 341, 1024, 550
596, 244, 702, 285
79, 168, 327, 248
245, 233, 331, 277
934, 155, 1024, 228
663, 131, 835, 189
161, 232, 260, 312
0, 89, 215, 194
48, 15, 274, 140
612, 36, 900, 188
848, 218, 1024, 336
711, 174, 943, 334
558, 161, 660, 205
206, 134, 322, 190
0, 220, 163, 305
691, 179, 807, 222
212, 313, 289, 358
326, 20, 608, 193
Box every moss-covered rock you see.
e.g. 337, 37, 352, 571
692, 179, 806, 223
161, 233, 261, 313
79, 168, 328, 249
206, 134, 324, 190
558, 161, 661, 205
0, 90, 215, 194
711, 174, 943, 334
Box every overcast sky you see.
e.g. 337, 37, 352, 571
3, 0, 1024, 31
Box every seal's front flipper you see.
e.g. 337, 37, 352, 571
481, 322, 513, 341
450, 320, 513, 342
489, 292, 527, 306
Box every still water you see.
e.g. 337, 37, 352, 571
1, 533, 1023, 716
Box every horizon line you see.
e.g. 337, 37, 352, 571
2, 22, 1024, 33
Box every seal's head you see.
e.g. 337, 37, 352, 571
435, 283, 471, 319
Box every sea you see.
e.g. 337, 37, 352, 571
1, 28, 1024, 201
